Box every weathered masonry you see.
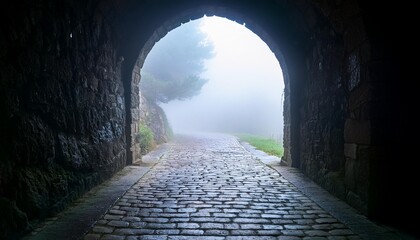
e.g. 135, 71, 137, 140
0, 0, 415, 238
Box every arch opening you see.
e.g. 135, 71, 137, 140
128, 13, 293, 167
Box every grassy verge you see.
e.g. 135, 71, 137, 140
236, 133, 284, 158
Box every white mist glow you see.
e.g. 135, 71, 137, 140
160, 16, 284, 140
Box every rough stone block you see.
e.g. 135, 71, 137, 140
349, 83, 370, 112
133, 65, 140, 74
344, 144, 357, 159
344, 158, 356, 190
344, 119, 371, 144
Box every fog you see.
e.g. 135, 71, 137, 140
148, 16, 284, 140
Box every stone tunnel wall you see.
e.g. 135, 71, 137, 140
297, 2, 372, 214
0, 1, 126, 237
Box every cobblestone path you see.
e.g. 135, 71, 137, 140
85, 134, 359, 240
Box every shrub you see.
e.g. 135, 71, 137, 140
136, 124, 155, 155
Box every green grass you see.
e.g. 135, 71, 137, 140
236, 133, 284, 158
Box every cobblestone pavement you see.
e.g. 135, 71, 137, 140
85, 134, 360, 240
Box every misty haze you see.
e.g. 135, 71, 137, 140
141, 16, 284, 141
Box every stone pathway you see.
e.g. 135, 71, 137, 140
84, 134, 361, 240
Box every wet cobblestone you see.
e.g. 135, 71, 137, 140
86, 134, 360, 239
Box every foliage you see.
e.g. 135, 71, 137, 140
136, 124, 155, 155
236, 133, 284, 158
141, 72, 208, 103
140, 20, 214, 103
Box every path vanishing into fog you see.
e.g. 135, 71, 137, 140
84, 134, 362, 239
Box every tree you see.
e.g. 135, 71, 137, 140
140, 20, 214, 103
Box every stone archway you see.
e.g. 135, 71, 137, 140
117, 0, 371, 220
127, 12, 293, 167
